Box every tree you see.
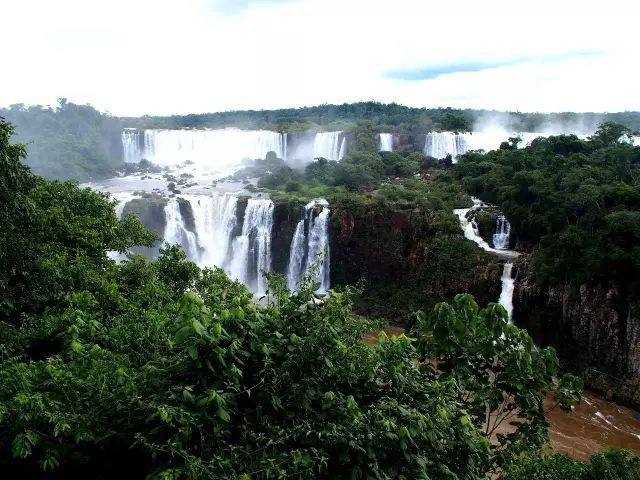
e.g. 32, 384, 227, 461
412, 294, 582, 464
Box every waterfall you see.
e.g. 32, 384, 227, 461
493, 216, 511, 250
163, 199, 199, 259
424, 132, 469, 160
379, 133, 393, 152
121, 128, 287, 167
498, 263, 515, 322
122, 129, 144, 163
287, 199, 331, 292
227, 199, 274, 295
182, 193, 238, 268
313, 132, 343, 161
453, 198, 518, 257
338, 136, 347, 160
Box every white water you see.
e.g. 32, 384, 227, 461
122, 129, 144, 164
122, 128, 286, 167
454, 197, 519, 322
498, 263, 515, 322
424, 132, 468, 159
313, 132, 344, 161
379, 133, 393, 152
163, 199, 199, 259
182, 193, 238, 268
287, 199, 331, 292
453, 198, 519, 258
492, 216, 511, 250
424, 131, 555, 162
227, 198, 274, 295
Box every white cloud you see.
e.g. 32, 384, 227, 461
2, 0, 638, 115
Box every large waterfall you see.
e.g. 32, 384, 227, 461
492, 216, 511, 250
121, 128, 286, 166
227, 199, 274, 295
163, 199, 199, 259
115, 193, 277, 296
287, 199, 331, 292
313, 132, 344, 161
424, 132, 469, 159
182, 193, 238, 268
379, 133, 393, 152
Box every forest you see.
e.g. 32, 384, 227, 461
3, 107, 640, 477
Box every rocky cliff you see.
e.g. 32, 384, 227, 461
514, 256, 640, 408
330, 204, 502, 321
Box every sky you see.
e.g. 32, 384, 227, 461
2, 0, 639, 116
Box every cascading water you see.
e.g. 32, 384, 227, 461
313, 132, 343, 161
454, 197, 519, 322
227, 199, 274, 295
182, 193, 238, 268
121, 128, 287, 166
287, 199, 331, 292
122, 129, 144, 164
424, 132, 469, 159
379, 133, 393, 152
163, 199, 199, 259
492, 216, 511, 250
498, 263, 515, 322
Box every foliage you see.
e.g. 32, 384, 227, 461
503, 450, 640, 480
0, 99, 124, 180
455, 127, 640, 295
0, 118, 593, 479
412, 294, 583, 465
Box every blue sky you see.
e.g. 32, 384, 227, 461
2, 0, 638, 115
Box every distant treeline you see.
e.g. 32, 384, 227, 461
2, 99, 640, 181
121, 101, 640, 135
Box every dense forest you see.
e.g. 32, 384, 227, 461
4, 116, 640, 477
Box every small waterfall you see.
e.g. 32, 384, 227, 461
121, 128, 287, 166
424, 132, 469, 160
453, 198, 518, 257
227, 199, 274, 295
287, 199, 330, 292
492, 216, 511, 250
498, 263, 515, 322
379, 133, 393, 152
313, 132, 343, 161
163, 199, 199, 259
338, 136, 347, 160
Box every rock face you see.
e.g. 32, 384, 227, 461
271, 201, 304, 275
330, 204, 502, 320
121, 196, 168, 258
514, 256, 640, 408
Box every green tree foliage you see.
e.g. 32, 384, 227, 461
0, 119, 592, 479
455, 125, 640, 294
0, 118, 155, 323
412, 295, 582, 465
0, 99, 123, 180
503, 450, 640, 480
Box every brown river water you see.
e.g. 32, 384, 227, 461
364, 327, 640, 460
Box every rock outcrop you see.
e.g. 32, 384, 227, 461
514, 256, 640, 408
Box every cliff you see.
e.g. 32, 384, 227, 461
514, 256, 640, 408
329, 204, 502, 321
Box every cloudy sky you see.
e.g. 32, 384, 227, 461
3, 0, 638, 116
